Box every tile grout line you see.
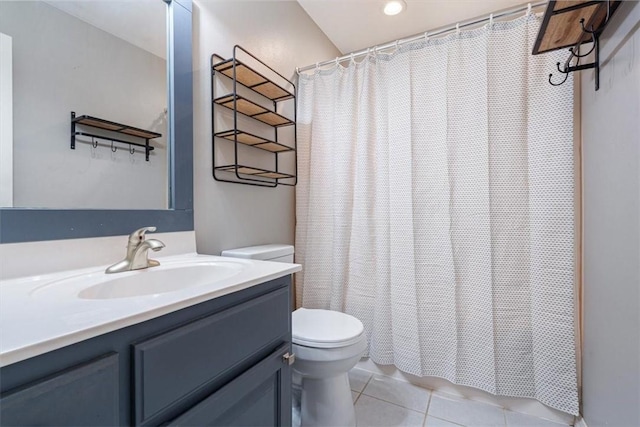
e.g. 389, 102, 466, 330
350, 370, 373, 408
361, 371, 375, 392
422, 392, 434, 427
359, 389, 430, 414
426, 390, 434, 413
360, 371, 434, 414
422, 390, 505, 427
427, 415, 466, 427
354, 369, 570, 427
357, 393, 427, 416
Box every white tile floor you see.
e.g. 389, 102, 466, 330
348, 368, 571, 427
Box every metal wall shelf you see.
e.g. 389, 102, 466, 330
70, 112, 160, 161
211, 46, 297, 187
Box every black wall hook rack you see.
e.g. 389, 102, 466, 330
548, 17, 603, 90
70, 112, 161, 161
533, 1, 621, 92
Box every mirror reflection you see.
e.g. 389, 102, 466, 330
0, 0, 168, 210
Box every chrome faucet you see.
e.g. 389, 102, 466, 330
105, 227, 165, 274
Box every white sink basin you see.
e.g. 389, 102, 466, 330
30, 261, 246, 300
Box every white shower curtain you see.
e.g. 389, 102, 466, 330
295, 14, 578, 415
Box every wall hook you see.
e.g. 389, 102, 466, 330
547, 0, 613, 91
549, 67, 570, 86
579, 18, 597, 35
129, 144, 135, 154
111, 140, 117, 152
92, 137, 98, 148
568, 28, 597, 58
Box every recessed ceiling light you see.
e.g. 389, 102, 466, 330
383, 0, 406, 16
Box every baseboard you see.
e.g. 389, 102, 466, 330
356, 359, 576, 426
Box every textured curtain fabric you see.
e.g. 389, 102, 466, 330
295, 15, 578, 415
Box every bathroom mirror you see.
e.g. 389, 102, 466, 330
1, 0, 167, 210
0, 0, 193, 243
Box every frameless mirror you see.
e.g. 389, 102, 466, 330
0, 0, 193, 243
0, 0, 168, 209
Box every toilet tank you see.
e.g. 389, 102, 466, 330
221, 244, 294, 263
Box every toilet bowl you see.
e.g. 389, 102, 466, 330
292, 308, 367, 427
220, 245, 367, 427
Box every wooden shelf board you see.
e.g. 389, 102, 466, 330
213, 58, 294, 101
215, 130, 294, 153
73, 115, 161, 139
533, 1, 622, 54
213, 94, 294, 127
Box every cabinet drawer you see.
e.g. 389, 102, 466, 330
0, 353, 119, 426
167, 343, 292, 427
133, 286, 290, 425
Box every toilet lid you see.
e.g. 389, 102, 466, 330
292, 308, 365, 348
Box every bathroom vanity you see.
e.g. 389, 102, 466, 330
0, 255, 299, 426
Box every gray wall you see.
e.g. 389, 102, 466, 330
581, 2, 640, 426
0, 1, 167, 209
192, 1, 340, 255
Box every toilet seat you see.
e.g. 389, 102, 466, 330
292, 308, 364, 348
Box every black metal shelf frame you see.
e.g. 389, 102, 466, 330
211, 45, 297, 188
70, 112, 160, 161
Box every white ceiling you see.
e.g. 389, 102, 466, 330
296, 0, 533, 54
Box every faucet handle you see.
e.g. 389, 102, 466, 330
129, 226, 157, 243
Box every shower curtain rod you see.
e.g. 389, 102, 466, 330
297, 1, 547, 73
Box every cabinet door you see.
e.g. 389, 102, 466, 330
133, 286, 290, 425
0, 353, 119, 426
167, 344, 292, 427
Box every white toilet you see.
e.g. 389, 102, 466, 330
221, 244, 367, 427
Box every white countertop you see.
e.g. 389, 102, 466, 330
0, 253, 301, 367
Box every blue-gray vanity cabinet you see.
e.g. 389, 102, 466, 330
134, 285, 291, 425
167, 343, 292, 426
0, 276, 292, 426
0, 353, 119, 426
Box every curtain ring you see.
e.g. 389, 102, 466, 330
395, 40, 400, 51
111, 140, 117, 152
335, 57, 340, 67
527, 3, 532, 15
350, 53, 354, 63
315, 62, 319, 71
489, 13, 493, 27
456, 23, 460, 35
91, 137, 98, 148
295, 67, 300, 75
129, 144, 135, 155
424, 31, 429, 42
